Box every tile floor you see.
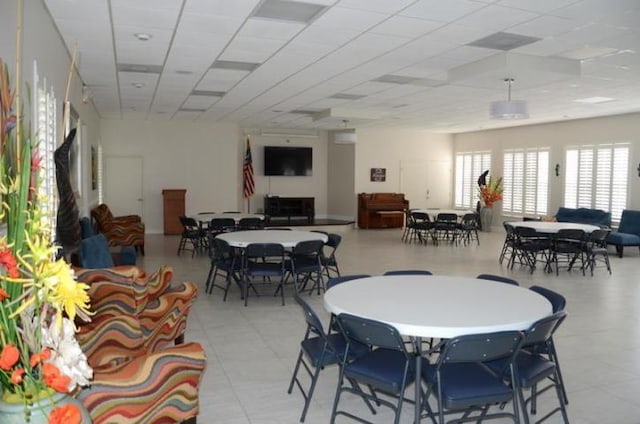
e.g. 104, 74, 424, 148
138, 226, 640, 424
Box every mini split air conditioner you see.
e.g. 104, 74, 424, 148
333, 131, 357, 144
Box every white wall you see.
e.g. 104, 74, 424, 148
245, 132, 329, 219
327, 140, 356, 220
454, 112, 640, 223
355, 127, 454, 209
1, 0, 101, 217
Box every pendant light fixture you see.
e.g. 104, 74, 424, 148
490, 78, 529, 120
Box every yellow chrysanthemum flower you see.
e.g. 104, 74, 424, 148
41, 260, 91, 325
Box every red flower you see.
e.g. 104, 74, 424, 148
0, 288, 9, 301
0, 344, 20, 370
10, 368, 25, 384
0, 249, 19, 278
42, 363, 71, 393
48, 403, 82, 424
30, 348, 52, 368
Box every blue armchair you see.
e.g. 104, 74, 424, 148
607, 210, 640, 257
76, 217, 137, 268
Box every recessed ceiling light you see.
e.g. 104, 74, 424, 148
134, 33, 152, 41
175, 70, 193, 75
573, 96, 615, 104
132, 82, 145, 88
252, 0, 327, 23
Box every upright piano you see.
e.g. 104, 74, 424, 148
357, 193, 409, 229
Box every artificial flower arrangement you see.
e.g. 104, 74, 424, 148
0, 58, 92, 423
478, 174, 504, 208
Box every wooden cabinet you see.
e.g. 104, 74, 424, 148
162, 189, 186, 235
264, 196, 314, 223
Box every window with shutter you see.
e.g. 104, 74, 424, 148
503, 148, 549, 216
564, 143, 629, 222
454, 151, 491, 209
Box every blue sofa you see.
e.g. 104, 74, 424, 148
555, 207, 611, 228
607, 210, 640, 258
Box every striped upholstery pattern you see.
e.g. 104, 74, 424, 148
91, 203, 145, 254
77, 341, 205, 424
76, 265, 195, 348
76, 265, 204, 423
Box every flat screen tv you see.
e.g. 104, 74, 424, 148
264, 146, 312, 176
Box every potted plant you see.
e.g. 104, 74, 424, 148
0, 57, 92, 423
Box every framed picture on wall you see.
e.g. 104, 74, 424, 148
91, 145, 97, 190
370, 167, 386, 182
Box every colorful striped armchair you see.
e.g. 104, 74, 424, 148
91, 203, 146, 255
75, 266, 204, 423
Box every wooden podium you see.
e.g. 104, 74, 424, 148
162, 189, 186, 235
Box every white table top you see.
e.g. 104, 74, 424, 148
511, 221, 600, 234
324, 275, 551, 339
216, 230, 328, 248
415, 209, 474, 219
195, 213, 264, 223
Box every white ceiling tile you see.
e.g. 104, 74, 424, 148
111, 0, 182, 11
182, 95, 220, 109
425, 23, 495, 46
111, 5, 179, 29
239, 18, 306, 40
400, 0, 487, 22
220, 36, 287, 63
337, 0, 418, 14
179, 12, 245, 35
370, 16, 443, 38
508, 15, 580, 38
311, 6, 388, 31
183, 0, 261, 17
453, 5, 541, 30
496, 0, 580, 13
197, 68, 249, 91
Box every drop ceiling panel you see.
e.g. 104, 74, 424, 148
337, 0, 417, 14
239, 18, 306, 40
311, 6, 388, 31
507, 15, 579, 38
44, 0, 640, 131
369, 16, 443, 38
399, 0, 487, 22
454, 5, 540, 30
111, 5, 179, 29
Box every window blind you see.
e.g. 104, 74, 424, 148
503, 149, 549, 216
455, 151, 491, 209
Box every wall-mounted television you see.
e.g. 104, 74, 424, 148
264, 146, 312, 176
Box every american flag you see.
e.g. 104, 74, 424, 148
243, 137, 255, 199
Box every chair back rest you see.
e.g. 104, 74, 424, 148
326, 233, 342, 249
555, 228, 585, 242
80, 234, 116, 269
337, 313, 406, 352
209, 218, 236, 232
293, 239, 325, 257
223, 211, 241, 214
212, 237, 235, 262
80, 217, 96, 239
245, 243, 284, 260
91, 204, 113, 230
326, 274, 370, 290
439, 331, 523, 365
437, 213, 457, 222
503, 222, 516, 238
523, 311, 567, 347
294, 293, 327, 337
529, 286, 566, 313
383, 270, 433, 276
588, 228, 610, 246
618, 209, 640, 234
462, 213, 479, 225
476, 274, 519, 286
411, 212, 431, 222
238, 218, 263, 230
514, 226, 538, 238
180, 216, 199, 229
